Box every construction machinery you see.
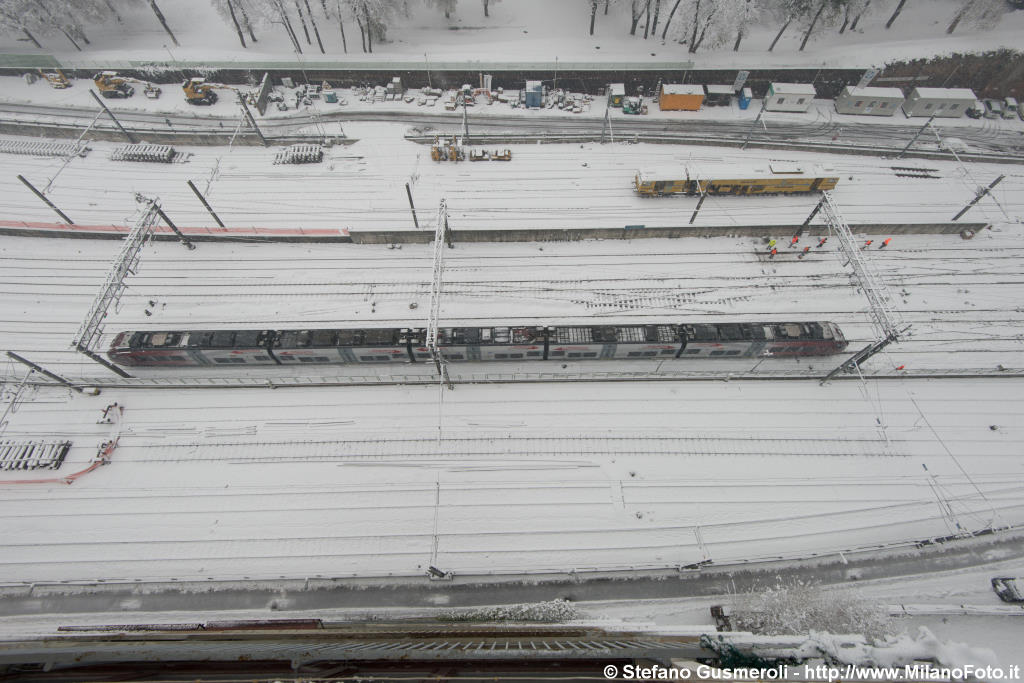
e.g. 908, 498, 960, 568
622, 96, 647, 115
38, 69, 71, 89
430, 135, 465, 162
182, 77, 242, 106
93, 71, 162, 99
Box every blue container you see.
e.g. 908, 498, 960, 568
738, 87, 752, 110
525, 80, 543, 108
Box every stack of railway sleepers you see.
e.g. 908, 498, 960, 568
273, 144, 324, 165
0, 440, 72, 471
110, 144, 175, 163
0, 138, 88, 157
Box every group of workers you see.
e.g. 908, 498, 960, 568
767, 236, 891, 259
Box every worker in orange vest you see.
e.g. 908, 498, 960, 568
817, 237, 827, 248
879, 238, 892, 249
789, 235, 799, 248
862, 239, 873, 250
798, 246, 811, 260
769, 248, 777, 259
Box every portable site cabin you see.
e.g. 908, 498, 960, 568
608, 83, 626, 107
764, 83, 816, 112
524, 80, 543, 108
901, 87, 977, 118
834, 86, 904, 117
704, 84, 734, 107
660, 84, 704, 111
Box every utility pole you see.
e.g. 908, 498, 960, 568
142, 195, 195, 250
462, 94, 469, 142
6, 351, 85, 393
17, 175, 74, 224
89, 89, 137, 144
405, 182, 420, 229
237, 92, 268, 147
896, 113, 935, 159
952, 175, 1005, 221
741, 99, 767, 150
601, 102, 614, 144
689, 182, 707, 225
186, 180, 225, 228
802, 195, 827, 229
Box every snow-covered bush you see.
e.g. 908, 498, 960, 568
438, 599, 579, 623
730, 579, 895, 642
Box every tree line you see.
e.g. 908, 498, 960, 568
0, 0, 1010, 56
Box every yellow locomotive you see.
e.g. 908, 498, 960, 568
635, 162, 839, 196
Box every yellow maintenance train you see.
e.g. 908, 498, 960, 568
635, 162, 839, 196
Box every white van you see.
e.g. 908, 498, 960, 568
1003, 96, 1019, 119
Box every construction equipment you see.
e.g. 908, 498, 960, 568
182, 77, 241, 106
431, 135, 465, 162
38, 69, 71, 89
622, 96, 646, 115
93, 71, 162, 99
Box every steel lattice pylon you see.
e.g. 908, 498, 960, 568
820, 191, 906, 342
427, 199, 453, 389
818, 192, 910, 383
72, 201, 160, 352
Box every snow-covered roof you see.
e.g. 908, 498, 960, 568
910, 87, 977, 100
841, 86, 905, 99
770, 83, 816, 95
662, 84, 704, 96
705, 84, 734, 95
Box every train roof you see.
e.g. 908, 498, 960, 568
637, 162, 836, 182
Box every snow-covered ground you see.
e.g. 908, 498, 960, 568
0, 376, 1021, 583
1, 124, 1020, 236
1, 0, 1023, 71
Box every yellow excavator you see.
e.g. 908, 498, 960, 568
38, 69, 71, 89
182, 77, 243, 105
93, 71, 162, 99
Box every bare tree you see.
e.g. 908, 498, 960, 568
848, 0, 869, 30
799, 0, 845, 51
650, 0, 661, 35
885, 0, 906, 29
146, 0, 179, 45
768, 0, 813, 51
660, 0, 683, 39
589, 0, 598, 34
629, 0, 647, 34
947, 0, 1004, 33
303, 0, 325, 52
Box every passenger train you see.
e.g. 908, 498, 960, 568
108, 322, 847, 367
634, 162, 839, 197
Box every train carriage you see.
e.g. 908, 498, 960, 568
109, 321, 847, 368
272, 328, 408, 364
635, 162, 839, 197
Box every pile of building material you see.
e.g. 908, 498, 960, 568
110, 144, 176, 163
0, 138, 89, 158
273, 144, 324, 165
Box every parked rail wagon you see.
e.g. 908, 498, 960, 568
634, 162, 839, 196
108, 322, 847, 367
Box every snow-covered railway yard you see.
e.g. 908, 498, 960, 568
0, 125, 1020, 232
1, 123, 1024, 587
0, 378, 1021, 583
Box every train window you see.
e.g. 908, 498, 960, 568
710, 350, 726, 356
567, 352, 581, 358
777, 97, 785, 104
252, 355, 271, 361
685, 349, 701, 354
628, 352, 642, 357
416, 352, 431, 359
549, 350, 564, 357
298, 357, 315, 362
661, 349, 675, 355
583, 353, 598, 358
358, 355, 375, 361
949, 103, 959, 110
854, 100, 863, 106
880, 102, 889, 108
769, 347, 785, 353
214, 358, 246, 364
644, 351, 657, 356
924, 103, 933, 109
495, 353, 508, 359
796, 97, 806, 104
376, 355, 393, 361
509, 353, 523, 358
868, 101, 877, 107
445, 354, 465, 360
527, 351, 541, 357
725, 350, 742, 356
